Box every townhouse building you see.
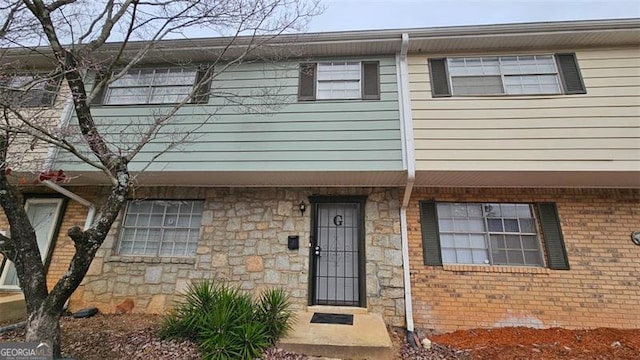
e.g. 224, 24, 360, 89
1, 19, 638, 335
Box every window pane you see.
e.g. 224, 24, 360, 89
456, 249, 473, 263
452, 203, 468, 217
439, 219, 454, 231
516, 204, 532, 218
505, 235, 521, 249
437, 203, 451, 216
504, 75, 560, 95
472, 249, 489, 264
507, 250, 525, 265
521, 235, 539, 250
492, 249, 507, 264
490, 234, 505, 249
487, 218, 503, 232
468, 218, 485, 232
442, 249, 457, 263
524, 250, 542, 266
467, 204, 483, 217
520, 218, 536, 233
504, 219, 520, 232
470, 234, 486, 249
440, 234, 454, 247
118, 200, 203, 257
454, 234, 470, 248
452, 76, 504, 95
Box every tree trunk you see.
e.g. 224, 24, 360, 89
25, 305, 61, 358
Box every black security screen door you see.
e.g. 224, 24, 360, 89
310, 197, 365, 307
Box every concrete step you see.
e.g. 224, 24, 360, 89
278, 308, 394, 360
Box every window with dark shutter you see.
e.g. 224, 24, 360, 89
361, 61, 380, 100
537, 203, 570, 270
298, 63, 316, 101
192, 65, 213, 104
420, 201, 568, 269
428, 58, 452, 98
420, 201, 443, 266
555, 53, 586, 95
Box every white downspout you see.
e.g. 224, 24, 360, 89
397, 33, 417, 337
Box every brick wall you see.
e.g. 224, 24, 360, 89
407, 187, 640, 333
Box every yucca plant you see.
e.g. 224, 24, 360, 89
256, 288, 295, 345
160, 280, 293, 360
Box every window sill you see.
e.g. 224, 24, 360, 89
442, 264, 550, 274
106, 256, 196, 265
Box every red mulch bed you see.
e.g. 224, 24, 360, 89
430, 327, 640, 359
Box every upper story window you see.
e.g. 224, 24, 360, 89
298, 61, 380, 101
0, 73, 61, 107
420, 201, 569, 270
95, 66, 212, 105
428, 53, 586, 97
117, 200, 204, 257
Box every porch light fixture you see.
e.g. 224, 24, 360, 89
299, 201, 306, 216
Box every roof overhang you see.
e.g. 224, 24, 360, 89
3, 18, 639, 67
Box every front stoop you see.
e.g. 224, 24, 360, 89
278, 307, 394, 360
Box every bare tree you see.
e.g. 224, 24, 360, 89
0, 0, 320, 356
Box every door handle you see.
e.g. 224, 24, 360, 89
314, 245, 321, 256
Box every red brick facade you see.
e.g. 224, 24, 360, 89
407, 187, 640, 333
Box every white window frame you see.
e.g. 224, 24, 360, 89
436, 202, 545, 267
103, 67, 198, 105
446, 55, 562, 96
316, 62, 362, 100
117, 200, 203, 257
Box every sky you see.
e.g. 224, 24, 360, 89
307, 0, 640, 32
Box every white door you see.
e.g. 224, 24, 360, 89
0, 198, 64, 289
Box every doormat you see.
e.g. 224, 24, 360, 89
310, 312, 354, 325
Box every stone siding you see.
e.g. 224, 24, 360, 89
69, 187, 405, 326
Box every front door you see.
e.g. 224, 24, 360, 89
310, 197, 365, 307
0, 198, 64, 289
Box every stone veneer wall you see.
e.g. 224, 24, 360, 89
69, 186, 406, 326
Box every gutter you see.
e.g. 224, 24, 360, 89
397, 32, 417, 346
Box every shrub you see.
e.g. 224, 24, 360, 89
160, 280, 294, 360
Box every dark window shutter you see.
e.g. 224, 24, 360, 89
91, 71, 107, 105
298, 63, 316, 101
193, 65, 213, 104
361, 61, 380, 100
428, 58, 452, 98
420, 201, 443, 266
40, 74, 62, 106
537, 203, 570, 270
555, 53, 586, 95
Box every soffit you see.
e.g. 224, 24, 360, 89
50, 170, 407, 187
415, 170, 640, 188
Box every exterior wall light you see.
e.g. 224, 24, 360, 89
299, 202, 306, 216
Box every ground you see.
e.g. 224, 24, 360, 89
0, 314, 639, 359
